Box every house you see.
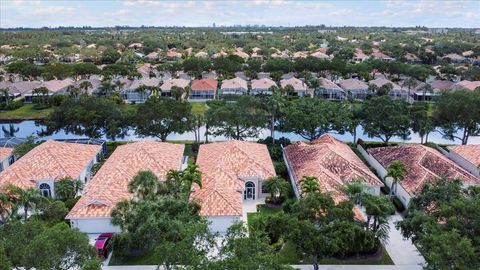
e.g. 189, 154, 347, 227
0, 147, 14, 173
233, 48, 249, 60
24, 78, 75, 103
0, 81, 41, 101
127, 43, 143, 50
166, 49, 182, 61
310, 51, 331, 60
370, 49, 395, 61
190, 141, 276, 233
353, 49, 369, 62
442, 53, 467, 63
283, 135, 383, 220
220, 77, 248, 96
123, 77, 160, 103
280, 77, 309, 96
452, 80, 480, 91
0, 140, 102, 198
368, 78, 406, 99
74, 76, 102, 95
315, 78, 346, 100
194, 51, 209, 59
429, 79, 455, 92
137, 63, 154, 78
403, 53, 420, 63
359, 144, 480, 206
212, 50, 228, 58
338, 78, 369, 100
251, 78, 277, 95
67, 141, 185, 233
293, 51, 308, 59
443, 145, 480, 177
160, 78, 190, 98
189, 78, 218, 101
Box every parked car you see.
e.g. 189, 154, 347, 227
95, 233, 113, 259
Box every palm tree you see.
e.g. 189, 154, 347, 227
361, 194, 393, 243
54, 177, 84, 200
114, 80, 126, 94
150, 86, 161, 98
1, 88, 10, 106
78, 81, 93, 95
0, 185, 19, 225
402, 77, 417, 102
32, 87, 49, 105
344, 180, 364, 205
263, 176, 290, 204
135, 84, 150, 102
385, 160, 407, 202
262, 91, 286, 143
128, 171, 159, 200
171, 86, 186, 101
180, 164, 202, 195
11, 186, 45, 222
299, 176, 320, 196
166, 169, 184, 199
98, 80, 115, 96
419, 83, 433, 102
66, 85, 81, 99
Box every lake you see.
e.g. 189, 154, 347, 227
1, 120, 479, 145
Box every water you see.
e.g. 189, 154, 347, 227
1, 120, 479, 145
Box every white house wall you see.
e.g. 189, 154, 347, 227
70, 218, 120, 234
437, 146, 480, 178
207, 216, 240, 234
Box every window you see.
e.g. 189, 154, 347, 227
8, 155, 14, 165
261, 182, 269, 194
39, 183, 52, 198
244, 181, 256, 200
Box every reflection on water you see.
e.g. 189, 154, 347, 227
0, 120, 479, 145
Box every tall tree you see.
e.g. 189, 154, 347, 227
299, 176, 320, 196
280, 98, 350, 141
410, 103, 435, 144
361, 96, 411, 143
134, 96, 193, 141
385, 160, 407, 201
260, 91, 286, 143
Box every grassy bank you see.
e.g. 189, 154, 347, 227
0, 104, 53, 120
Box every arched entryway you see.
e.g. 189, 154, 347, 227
39, 183, 52, 197
244, 181, 255, 200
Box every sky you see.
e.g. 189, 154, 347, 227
0, 0, 479, 28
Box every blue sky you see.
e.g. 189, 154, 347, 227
1, 0, 479, 28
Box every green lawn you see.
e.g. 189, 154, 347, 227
109, 249, 160, 265
0, 104, 53, 120
191, 102, 208, 115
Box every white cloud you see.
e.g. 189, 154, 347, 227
30, 6, 75, 15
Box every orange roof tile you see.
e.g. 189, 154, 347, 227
448, 144, 480, 167
191, 141, 276, 216
0, 147, 13, 162
0, 141, 101, 190
191, 78, 218, 91
368, 144, 480, 195
284, 134, 382, 203
67, 141, 184, 219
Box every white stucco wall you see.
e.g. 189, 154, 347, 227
357, 144, 412, 206
0, 156, 11, 172
207, 216, 240, 234
437, 147, 480, 178
70, 218, 120, 234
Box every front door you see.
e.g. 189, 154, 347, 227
244, 181, 255, 200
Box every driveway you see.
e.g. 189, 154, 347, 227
384, 213, 425, 267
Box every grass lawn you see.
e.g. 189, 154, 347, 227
246, 204, 283, 226
191, 102, 208, 115
109, 249, 160, 265
0, 104, 52, 120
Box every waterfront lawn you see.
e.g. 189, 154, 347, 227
0, 104, 52, 120
191, 102, 208, 115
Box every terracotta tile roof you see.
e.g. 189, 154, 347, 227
369, 78, 402, 91
319, 78, 344, 92
284, 134, 382, 203
191, 141, 276, 216
430, 80, 455, 90
448, 145, 480, 167
160, 78, 190, 91
371, 51, 394, 60
354, 48, 368, 60
194, 51, 208, 58
338, 78, 368, 90
280, 77, 307, 91
233, 49, 249, 59
404, 53, 419, 60
40, 78, 75, 93
67, 141, 184, 218
310, 51, 331, 59
251, 78, 277, 90
128, 77, 160, 90
191, 78, 218, 91
0, 147, 13, 162
453, 80, 480, 91
0, 141, 101, 190
221, 77, 248, 90
1, 81, 42, 95
368, 144, 480, 195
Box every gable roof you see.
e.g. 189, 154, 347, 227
319, 78, 344, 92
0, 141, 101, 190
251, 78, 277, 90
0, 147, 13, 162
368, 144, 480, 195
448, 144, 480, 167
430, 80, 455, 90
191, 141, 276, 216
338, 78, 368, 90
128, 77, 160, 90
369, 78, 402, 91
67, 141, 184, 219
160, 78, 190, 91
280, 77, 307, 91
453, 80, 480, 91
191, 78, 218, 91
284, 134, 382, 203
221, 77, 248, 90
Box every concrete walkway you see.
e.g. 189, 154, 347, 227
241, 197, 265, 223
384, 213, 425, 267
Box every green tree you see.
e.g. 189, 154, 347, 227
128, 170, 160, 200
410, 103, 435, 144
260, 91, 286, 143
385, 160, 407, 201
280, 98, 351, 141
435, 90, 480, 145
13, 135, 39, 158
361, 194, 393, 242
134, 96, 193, 141
54, 177, 83, 201
299, 176, 320, 196
32, 87, 50, 106
361, 96, 411, 143
344, 180, 364, 205
10, 186, 45, 222
263, 176, 290, 204
100, 48, 121, 64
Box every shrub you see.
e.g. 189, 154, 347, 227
48, 95, 66, 107
274, 162, 288, 179
1, 100, 24, 110
64, 196, 81, 211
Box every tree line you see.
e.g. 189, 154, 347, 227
45, 89, 480, 145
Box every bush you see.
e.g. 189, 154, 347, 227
274, 162, 288, 179
48, 95, 66, 107
0, 100, 24, 110
392, 196, 406, 213
40, 200, 69, 223
64, 196, 81, 211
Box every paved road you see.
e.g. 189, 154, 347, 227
385, 213, 425, 267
